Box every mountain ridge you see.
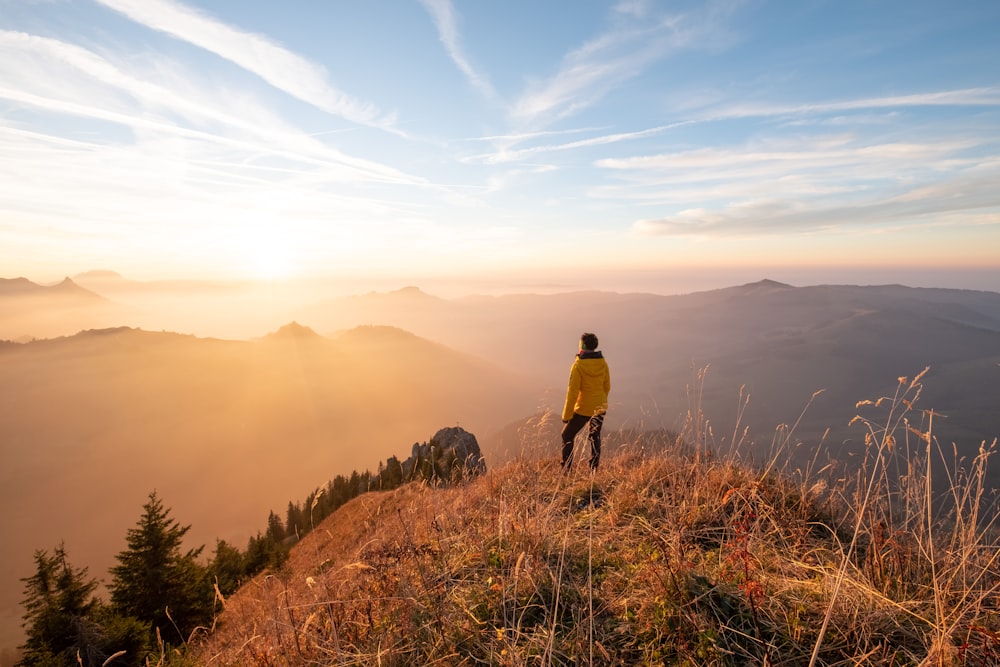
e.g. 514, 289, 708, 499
0, 276, 104, 299
3, 277, 1000, 658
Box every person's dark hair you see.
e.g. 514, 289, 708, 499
580, 332, 599, 351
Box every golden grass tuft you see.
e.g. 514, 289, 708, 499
189, 371, 1000, 666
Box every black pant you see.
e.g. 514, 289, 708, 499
561, 412, 605, 470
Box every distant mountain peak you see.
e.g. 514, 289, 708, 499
0, 276, 105, 300
74, 269, 124, 280
742, 279, 793, 290
0, 277, 38, 295
357, 286, 430, 298
73, 326, 139, 338
50, 277, 106, 299
385, 286, 441, 301
334, 325, 421, 345
264, 321, 322, 340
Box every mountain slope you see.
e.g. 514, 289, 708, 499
298, 281, 1000, 460
15, 274, 996, 456
190, 422, 1000, 665
4, 279, 999, 657
0, 277, 128, 341
0, 325, 535, 654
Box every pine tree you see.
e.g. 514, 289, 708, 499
285, 501, 304, 539
382, 455, 404, 489
265, 511, 286, 543
18, 544, 148, 667
243, 532, 288, 575
329, 475, 351, 507
302, 491, 318, 532
18, 543, 98, 666
208, 540, 245, 596
108, 491, 212, 645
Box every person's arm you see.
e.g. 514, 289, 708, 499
562, 362, 580, 422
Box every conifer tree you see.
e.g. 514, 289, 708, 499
18, 544, 98, 666
108, 491, 213, 644
243, 532, 288, 575
18, 544, 148, 667
329, 475, 351, 507
208, 540, 244, 596
265, 511, 286, 543
285, 501, 304, 539
302, 491, 318, 531
382, 455, 404, 489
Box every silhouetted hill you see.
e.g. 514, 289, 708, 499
305, 287, 453, 339
261, 321, 323, 341
66, 271, 308, 341
706, 277, 795, 296
0, 276, 103, 299
297, 282, 1000, 465
333, 323, 421, 344
0, 277, 41, 295
0, 277, 127, 341
50, 276, 105, 299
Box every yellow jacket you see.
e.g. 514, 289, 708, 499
562, 351, 611, 421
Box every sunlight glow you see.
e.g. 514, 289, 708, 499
237, 224, 294, 281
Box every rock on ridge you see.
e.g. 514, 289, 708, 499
404, 426, 486, 483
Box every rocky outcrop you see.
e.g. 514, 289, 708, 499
402, 426, 486, 484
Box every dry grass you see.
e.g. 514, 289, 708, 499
189, 370, 1000, 666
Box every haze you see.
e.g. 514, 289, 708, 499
3, 0, 1000, 661
3, 274, 1000, 658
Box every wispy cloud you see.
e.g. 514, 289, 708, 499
2, 0, 996, 281
510, 26, 670, 125
94, 0, 398, 130
0, 111, 437, 279
626, 143, 1000, 238
466, 122, 693, 165
632, 181, 1000, 238
0, 30, 423, 185
417, 0, 496, 99
509, 3, 732, 127
0, 22, 441, 278
485, 86, 1000, 168
598, 137, 979, 175
586, 83, 1000, 239
472, 127, 609, 143
702, 87, 1000, 122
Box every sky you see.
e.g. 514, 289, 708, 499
1, 0, 999, 294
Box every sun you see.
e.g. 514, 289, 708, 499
250, 247, 290, 280
238, 226, 294, 281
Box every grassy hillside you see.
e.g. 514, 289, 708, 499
190, 372, 1000, 666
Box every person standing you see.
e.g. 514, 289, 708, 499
560, 332, 611, 471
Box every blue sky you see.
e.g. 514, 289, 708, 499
1, 0, 999, 291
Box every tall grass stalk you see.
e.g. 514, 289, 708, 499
190, 368, 999, 666
808, 371, 926, 667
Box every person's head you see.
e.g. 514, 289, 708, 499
580, 332, 599, 351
